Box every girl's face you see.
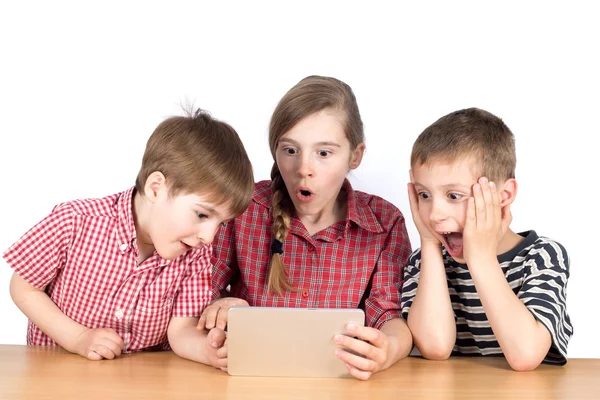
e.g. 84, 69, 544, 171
275, 110, 364, 222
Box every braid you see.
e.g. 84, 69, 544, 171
268, 166, 292, 294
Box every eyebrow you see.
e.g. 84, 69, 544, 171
279, 138, 342, 148
414, 182, 472, 191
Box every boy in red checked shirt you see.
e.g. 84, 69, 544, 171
197, 76, 414, 380
402, 108, 573, 371
4, 109, 254, 365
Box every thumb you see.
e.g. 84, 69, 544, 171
207, 328, 226, 348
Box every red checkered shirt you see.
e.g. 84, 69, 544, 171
3, 187, 212, 352
212, 180, 412, 329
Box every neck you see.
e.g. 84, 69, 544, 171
497, 229, 525, 255
132, 191, 156, 263
298, 191, 348, 236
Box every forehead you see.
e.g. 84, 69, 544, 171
413, 157, 480, 187
280, 110, 348, 146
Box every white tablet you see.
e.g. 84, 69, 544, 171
227, 307, 365, 378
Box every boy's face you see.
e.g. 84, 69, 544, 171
275, 110, 364, 220
411, 157, 483, 263
145, 189, 233, 260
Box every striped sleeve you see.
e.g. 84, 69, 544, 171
517, 239, 573, 365
400, 249, 422, 319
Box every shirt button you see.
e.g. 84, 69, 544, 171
115, 309, 124, 319
119, 243, 128, 251
302, 290, 309, 298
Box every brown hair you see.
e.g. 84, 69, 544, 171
135, 108, 254, 217
411, 107, 516, 182
267, 75, 365, 294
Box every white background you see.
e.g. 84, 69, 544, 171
0, 1, 598, 358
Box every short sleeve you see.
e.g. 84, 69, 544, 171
3, 203, 74, 289
172, 245, 213, 318
364, 210, 412, 329
518, 240, 573, 365
400, 249, 422, 320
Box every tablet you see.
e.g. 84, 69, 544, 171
227, 307, 365, 378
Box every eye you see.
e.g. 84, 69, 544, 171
417, 191, 430, 200
448, 193, 463, 200
317, 149, 331, 157
283, 147, 297, 155
197, 212, 208, 220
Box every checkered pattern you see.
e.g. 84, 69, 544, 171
3, 188, 212, 352
212, 180, 412, 329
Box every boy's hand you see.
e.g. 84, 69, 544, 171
205, 327, 228, 371
197, 297, 249, 331
407, 172, 440, 246
463, 177, 512, 266
333, 324, 390, 381
74, 327, 124, 360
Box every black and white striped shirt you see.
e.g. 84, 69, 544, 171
401, 231, 573, 365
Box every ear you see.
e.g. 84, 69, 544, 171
498, 178, 518, 207
349, 143, 366, 170
144, 171, 168, 202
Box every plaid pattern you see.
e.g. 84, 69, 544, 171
3, 188, 212, 352
212, 180, 412, 329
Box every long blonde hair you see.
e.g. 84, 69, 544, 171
267, 76, 365, 294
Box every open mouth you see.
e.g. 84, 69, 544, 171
180, 241, 192, 252
439, 231, 463, 258
296, 187, 314, 202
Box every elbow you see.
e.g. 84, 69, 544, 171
419, 345, 453, 361
505, 351, 544, 372
414, 337, 453, 360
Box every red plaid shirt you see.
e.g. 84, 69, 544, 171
3, 188, 212, 352
212, 180, 412, 329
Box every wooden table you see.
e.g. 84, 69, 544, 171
0, 345, 598, 399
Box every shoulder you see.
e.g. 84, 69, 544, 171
56, 191, 124, 219
251, 180, 273, 209
352, 189, 406, 228
514, 231, 569, 273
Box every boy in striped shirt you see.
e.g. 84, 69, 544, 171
401, 108, 572, 371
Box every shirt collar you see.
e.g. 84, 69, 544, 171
116, 187, 137, 250
253, 179, 383, 234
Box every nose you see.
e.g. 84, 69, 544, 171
195, 223, 219, 246
429, 199, 448, 224
296, 154, 314, 178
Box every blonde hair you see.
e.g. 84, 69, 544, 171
411, 107, 516, 183
267, 76, 365, 294
135, 108, 254, 217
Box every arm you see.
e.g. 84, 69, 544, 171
463, 178, 551, 371
10, 272, 123, 360
167, 317, 227, 370
404, 182, 456, 359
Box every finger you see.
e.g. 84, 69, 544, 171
197, 312, 208, 331
85, 350, 103, 361
104, 329, 125, 349
465, 197, 476, 233
335, 346, 378, 372
473, 182, 486, 228
347, 324, 386, 349
407, 183, 420, 219
344, 361, 372, 381
215, 306, 230, 330
479, 177, 494, 228
216, 340, 228, 358
90, 344, 117, 360
202, 304, 221, 330
207, 328, 227, 348
334, 334, 384, 366
100, 337, 123, 357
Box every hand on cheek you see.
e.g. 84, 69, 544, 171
463, 177, 511, 266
